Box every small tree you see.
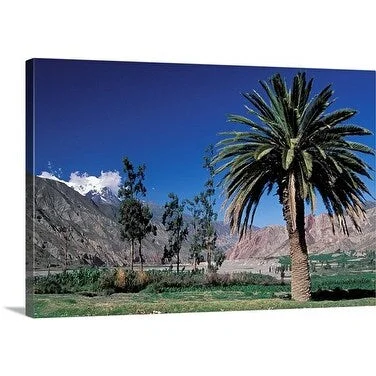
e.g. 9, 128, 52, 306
213, 249, 226, 271
201, 145, 222, 272
162, 193, 189, 273
185, 195, 204, 271
186, 146, 225, 273
136, 203, 157, 271
119, 198, 140, 270
118, 157, 156, 270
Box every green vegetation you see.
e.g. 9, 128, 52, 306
34, 268, 280, 295
34, 267, 103, 294
185, 145, 225, 272
118, 157, 156, 271
200, 145, 223, 271
278, 250, 376, 272
162, 193, 189, 272
33, 291, 375, 318
311, 272, 375, 291
214, 72, 374, 301
33, 266, 375, 317
185, 194, 205, 270
34, 267, 375, 295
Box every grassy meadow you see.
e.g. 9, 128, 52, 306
32, 252, 375, 318
34, 291, 374, 318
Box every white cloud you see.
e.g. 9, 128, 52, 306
38, 170, 122, 196
97, 171, 122, 193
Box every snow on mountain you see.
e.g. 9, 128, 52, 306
85, 186, 120, 205
38, 171, 121, 204
38, 171, 69, 185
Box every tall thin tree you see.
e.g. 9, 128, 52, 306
136, 203, 157, 271
162, 193, 189, 273
118, 157, 156, 270
201, 145, 219, 272
186, 194, 204, 271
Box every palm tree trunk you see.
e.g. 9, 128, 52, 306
288, 225, 311, 301
282, 184, 311, 302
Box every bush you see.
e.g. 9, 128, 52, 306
34, 278, 68, 294
100, 269, 151, 293
34, 267, 280, 294
143, 270, 279, 292
34, 267, 103, 294
99, 269, 116, 294
135, 271, 150, 287
114, 268, 127, 289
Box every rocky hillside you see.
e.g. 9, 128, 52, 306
26, 175, 237, 269
27, 173, 374, 268
227, 206, 376, 260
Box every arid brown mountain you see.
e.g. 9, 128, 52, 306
227, 206, 376, 260
27, 174, 375, 269
26, 175, 237, 269
27, 174, 128, 268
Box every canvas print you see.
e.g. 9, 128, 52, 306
26, 59, 375, 318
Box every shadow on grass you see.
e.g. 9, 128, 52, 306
312, 288, 376, 301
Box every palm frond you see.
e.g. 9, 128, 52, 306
214, 71, 374, 238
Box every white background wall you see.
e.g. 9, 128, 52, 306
0, 1, 374, 375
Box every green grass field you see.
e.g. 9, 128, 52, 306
31, 266, 375, 318
33, 291, 375, 318
33, 281, 375, 318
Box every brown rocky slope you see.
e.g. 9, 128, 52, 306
26, 175, 237, 269
227, 206, 376, 260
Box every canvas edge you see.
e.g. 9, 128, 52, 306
25, 59, 35, 318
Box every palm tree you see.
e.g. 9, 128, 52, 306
214, 72, 374, 301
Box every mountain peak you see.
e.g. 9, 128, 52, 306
38, 171, 121, 201
85, 186, 120, 205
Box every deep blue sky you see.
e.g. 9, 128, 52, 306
32, 59, 375, 226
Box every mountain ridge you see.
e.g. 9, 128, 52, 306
27, 175, 237, 269
227, 206, 376, 260
29, 174, 375, 268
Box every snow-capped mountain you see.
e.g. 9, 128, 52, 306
85, 186, 120, 206
38, 171, 121, 206
28, 174, 238, 269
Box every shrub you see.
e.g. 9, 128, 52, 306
135, 271, 150, 288
101, 269, 151, 293
98, 269, 116, 294
143, 270, 279, 292
34, 273, 74, 294
114, 268, 127, 290
34, 267, 281, 294
205, 272, 221, 286
34, 278, 64, 294
34, 267, 103, 294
